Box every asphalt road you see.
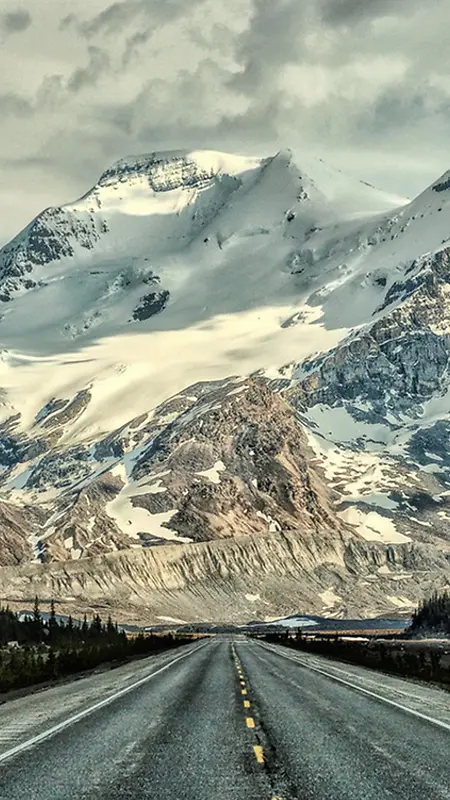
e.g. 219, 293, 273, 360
1, 638, 450, 799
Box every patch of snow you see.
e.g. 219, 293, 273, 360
196, 460, 226, 484
319, 587, 342, 607
227, 384, 248, 396
8, 466, 33, 490
256, 510, 281, 532
409, 517, 432, 527
147, 469, 172, 480
266, 616, 318, 628
86, 516, 96, 533
111, 462, 128, 482
306, 405, 391, 448
145, 479, 168, 494
304, 431, 399, 512
338, 507, 411, 543
388, 595, 414, 609
106, 492, 191, 543
421, 463, 443, 474
355, 494, 399, 510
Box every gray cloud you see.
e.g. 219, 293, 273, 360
0, 93, 32, 117
122, 28, 153, 67
231, 0, 307, 93
320, 0, 408, 26
81, 1, 144, 37
1, 9, 31, 35
67, 46, 110, 92
119, 0, 208, 64
59, 14, 76, 32
69, 0, 202, 38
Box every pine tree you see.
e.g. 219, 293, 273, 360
48, 599, 58, 644
107, 615, 115, 639
32, 595, 44, 644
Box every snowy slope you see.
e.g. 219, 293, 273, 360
0, 147, 407, 444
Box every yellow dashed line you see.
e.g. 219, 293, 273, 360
253, 745, 265, 764
234, 649, 266, 770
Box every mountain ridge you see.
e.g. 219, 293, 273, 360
0, 146, 450, 622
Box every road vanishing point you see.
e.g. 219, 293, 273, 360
0, 637, 449, 799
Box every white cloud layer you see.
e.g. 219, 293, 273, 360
1, 0, 450, 240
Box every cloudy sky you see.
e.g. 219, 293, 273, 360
1, 0, 450, 240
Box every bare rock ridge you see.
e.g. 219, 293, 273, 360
1, 529, 447, 626
1, 148, 450, 622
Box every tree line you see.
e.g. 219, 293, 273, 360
409, 590, 450, 636
0, 598, 187, 694
262, 590, 450, 686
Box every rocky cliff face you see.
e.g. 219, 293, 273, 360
0, 502, 43, 566
0, 208, 106, 299
296, 246, 450, 420
130, 379, 340, 540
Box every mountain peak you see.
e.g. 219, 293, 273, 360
95, 149, 265, 194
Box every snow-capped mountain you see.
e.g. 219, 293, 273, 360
0, 147, 450, 624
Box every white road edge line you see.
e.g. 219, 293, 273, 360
0, 642, 208, 766
258, 642, 450, 734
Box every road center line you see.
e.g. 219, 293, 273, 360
253, 744, 265, 763
259, 643, 450, 734
0, 642, 208, 766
